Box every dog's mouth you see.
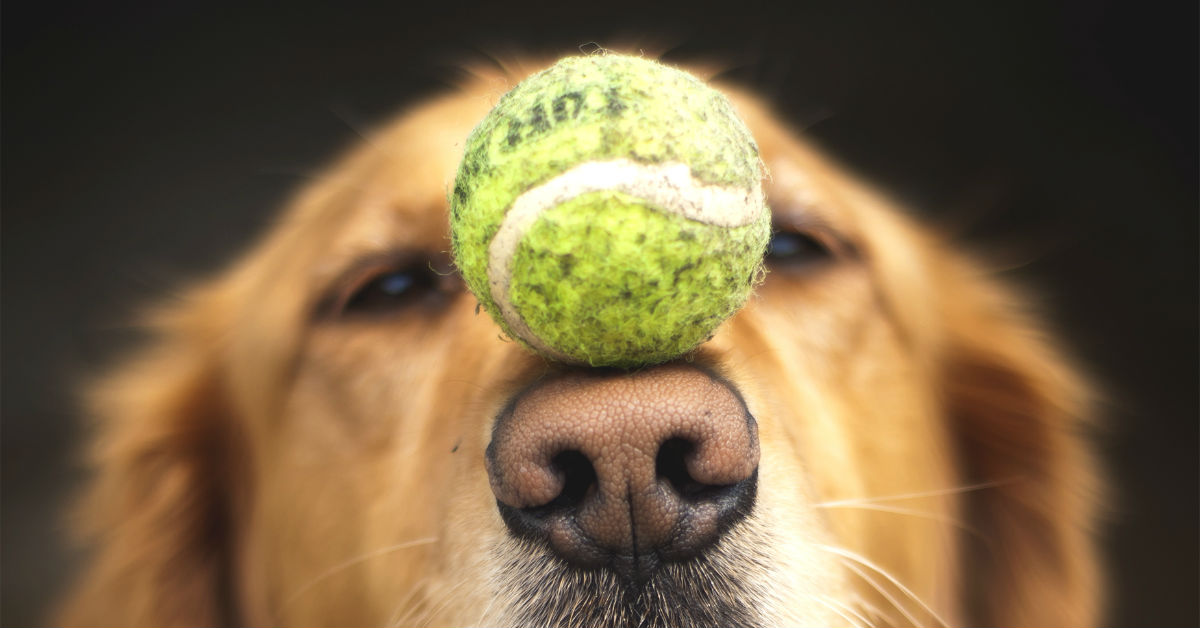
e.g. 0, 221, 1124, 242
494, 516, 771, 628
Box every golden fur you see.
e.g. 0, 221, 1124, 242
60, 57, 1101, 626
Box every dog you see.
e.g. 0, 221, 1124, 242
58, 55, 1102, 626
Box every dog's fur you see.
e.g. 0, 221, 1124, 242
59, 57, 1102, 626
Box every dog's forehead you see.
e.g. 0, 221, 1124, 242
305, 92, 496, 275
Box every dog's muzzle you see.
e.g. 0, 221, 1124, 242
485, 364, 760, 584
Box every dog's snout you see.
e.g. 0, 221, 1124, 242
486, 364, 759, 580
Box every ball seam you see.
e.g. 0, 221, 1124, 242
487, 158, 766, 364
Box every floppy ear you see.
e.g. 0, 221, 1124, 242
936, 253, 1103, 625
59, 285, 246, 627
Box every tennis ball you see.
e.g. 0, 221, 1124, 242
450, 54, 769, 368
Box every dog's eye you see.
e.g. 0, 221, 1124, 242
346, 268, 435, 310
766, 230, 833, 269
332, 261, 450, 318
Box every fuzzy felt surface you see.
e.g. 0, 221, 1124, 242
450, 54, 766, 366
509, 190, 769, 367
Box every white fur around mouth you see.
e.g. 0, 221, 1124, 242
487, 158, 765, 363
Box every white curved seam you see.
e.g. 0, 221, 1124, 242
487, 158, 764, 362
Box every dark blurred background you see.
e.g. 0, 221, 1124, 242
3, 0, 1195, 624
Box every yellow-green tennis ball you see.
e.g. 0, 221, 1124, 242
450, 54, 769, 368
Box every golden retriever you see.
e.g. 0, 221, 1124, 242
59, 55, 1102, 626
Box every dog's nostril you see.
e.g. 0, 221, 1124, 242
656, 437, 707, 498
548, 450, 595, 509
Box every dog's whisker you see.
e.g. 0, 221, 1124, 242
385, 574, 436, 627
831, 595, 880, 628
402, 575, 473, 627
390, 581, 443, 627
473, 582, 502, 627
848, 592, 895, 625
814, 502, 988, 540
409, 574, 474, 626
819, 544, 950, 628
834, 555, 924, 627
824, 593, 880, 628
439, 376, 500, 394
814, 479, 1015, 507
272, 536, 438, 621
811, 594, 868, 627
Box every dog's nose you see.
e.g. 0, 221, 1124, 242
486, 364, 759, 580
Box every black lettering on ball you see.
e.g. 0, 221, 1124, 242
504, 118, 524, 149
605, 88, 627, 116
528, 103, 550, 134
552, 92, 584, 122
